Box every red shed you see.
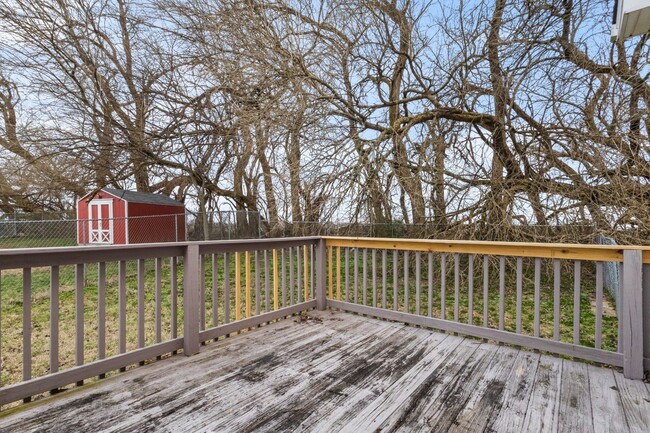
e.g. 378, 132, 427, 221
76, 188, 186, 245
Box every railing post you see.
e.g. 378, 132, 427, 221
183, 244, 200, 356
315, 238, 327, 310
641, 263, 650, 370
622, 249, 644, 379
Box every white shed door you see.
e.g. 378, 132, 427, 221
88, 200, 114, 244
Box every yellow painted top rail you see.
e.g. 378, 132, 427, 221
323, 236, 650, 264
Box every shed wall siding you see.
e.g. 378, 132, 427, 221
127, 203, 185, 243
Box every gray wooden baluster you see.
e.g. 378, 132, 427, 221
441, 253, 446, 320
595, 261, 603, 349
483, 256, 489, 327
382, 250, 388, 309
118, 261, 126, 360
573, 260, 581, 345
171, 257, 178, 341
345, 248, 350, 301
363, 249, 368, 306
290, 247, 295, 306
281, 248, 286, 308
297, 247, 302, 304
75, 264, 84, 384
255, 251, 261, 314
224, 253, 230, 324
311, 244, 315, 299
98, 263, 106, 363
212, 254, 219, 328
468, 255, 474, 325
534, 258, 541, 337
199, 255, 205, 332
415, 251, 421, 316
354, 248, 359, 304
137, 259, 146, 353
516, 257, 523, 334
23, 268, 32, 391
155, 258, 162, 346
50, 266, 60, 380
428, 252, 433, 317
553, 259, 561, 341
499, 257, 505, 331
404, 251, 409, 314
265, 250, 270, 312
372, 249, 377, 307
454, 253, 460, 321
393, 251, 398, 310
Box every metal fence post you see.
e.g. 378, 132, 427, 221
183, 244, 200, 356
315, 238, 327, 310
622, 249, 644, 379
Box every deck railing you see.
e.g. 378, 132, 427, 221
323, 237, 648, 382
0, 236, 647, 407
0, 237, 320, 406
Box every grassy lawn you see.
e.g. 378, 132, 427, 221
0, 237, 77, 249
0, 248, 618, 394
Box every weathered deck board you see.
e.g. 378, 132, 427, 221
522, 354, 563, 432
446, 345, 519, 433
1, 310, 648, 433
558, 357, 595, 433
588, 364, 629, 433
487, 350, 540, 432
613, 368, 650, 433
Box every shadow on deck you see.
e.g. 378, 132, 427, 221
1, 310, 649, 432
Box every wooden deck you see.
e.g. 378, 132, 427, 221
1, 310, 649, 432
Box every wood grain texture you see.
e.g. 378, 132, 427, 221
522, 354, 562, 433
622, 250, 644, 379
558, 359, 594, 433
323, 236, 631, 263
487, 350, 540, 432
588, 364, 629, 433
183, 245, 200, 356
1, 311, 648, 433
613, 368, 650, 433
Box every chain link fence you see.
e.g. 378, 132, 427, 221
270, 221, 602, 244
1, 210, 645, 249
186, 211, 261, 241
0, 211, 263, 249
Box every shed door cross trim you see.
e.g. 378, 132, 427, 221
88, 199, 114, 244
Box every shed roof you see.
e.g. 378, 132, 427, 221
101, 188, 184, 207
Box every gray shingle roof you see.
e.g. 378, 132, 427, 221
102, 188, 184, 207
